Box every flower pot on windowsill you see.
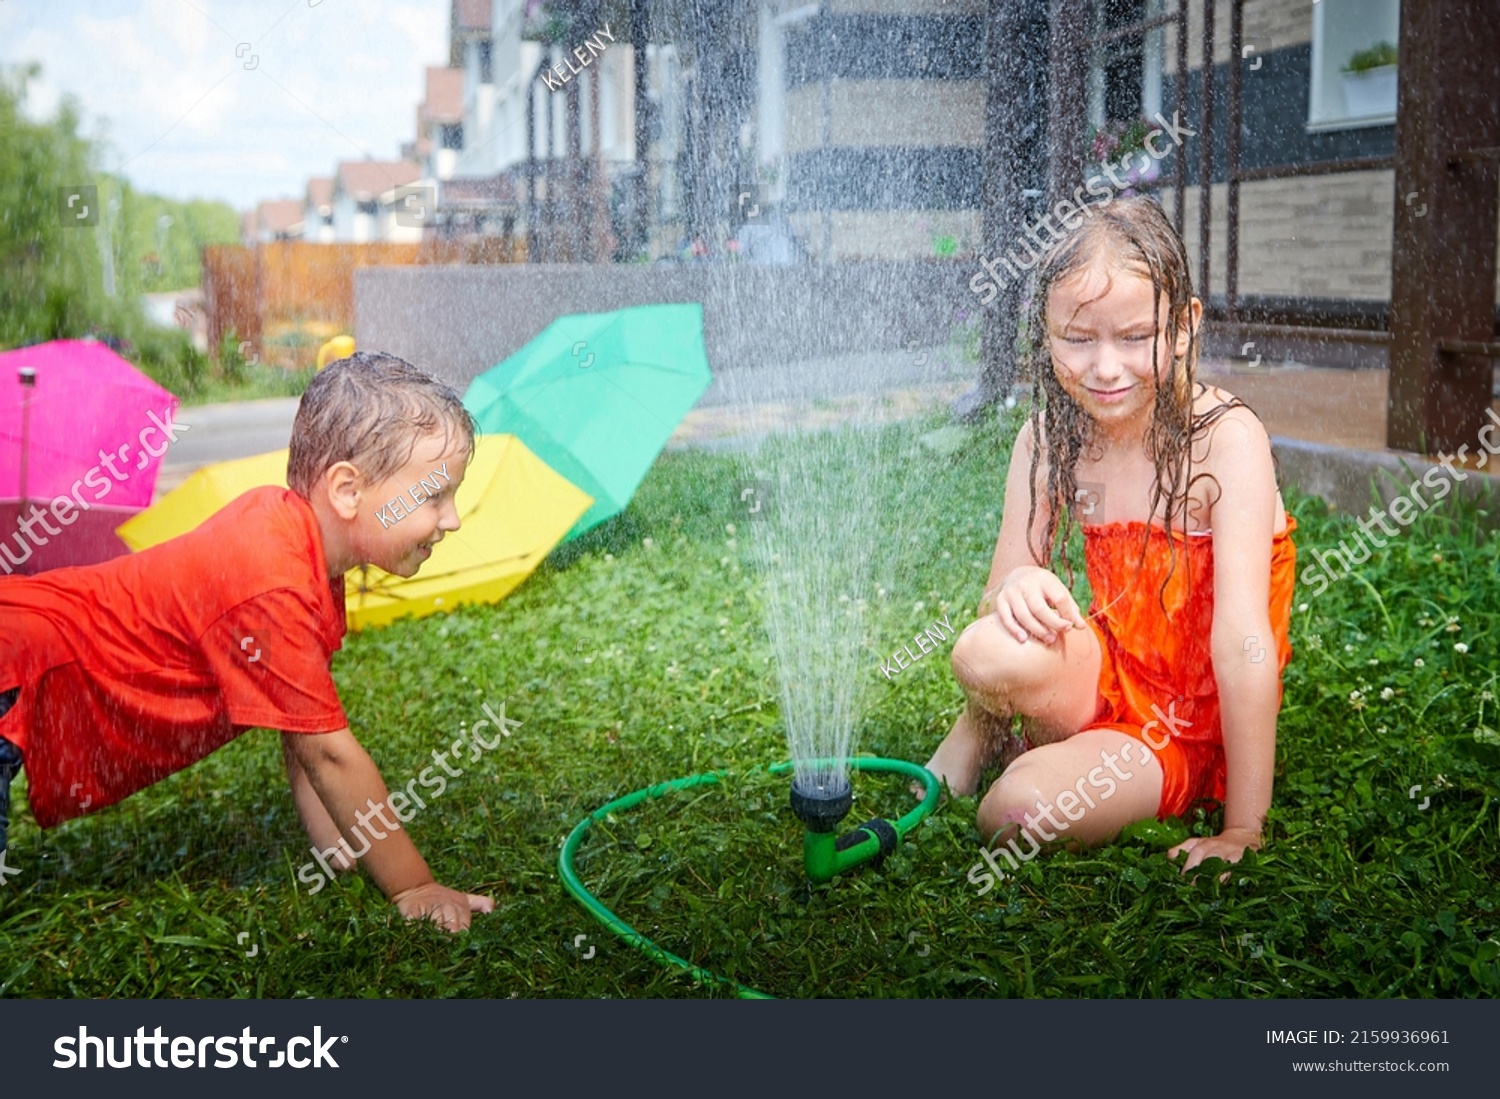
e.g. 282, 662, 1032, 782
1121, 153, 1161, 187
1093, 152, 1161, 198
1341, 65, 1397, 119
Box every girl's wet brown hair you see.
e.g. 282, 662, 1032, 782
287, 352, 478, 498
1021, 195, 1250, 610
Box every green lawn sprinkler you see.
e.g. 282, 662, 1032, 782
785, 759, 940, 884
559, 757, 942, 997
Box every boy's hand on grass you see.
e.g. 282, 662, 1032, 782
1168, 827, 1260, 881
989, 566, 1088, 646
392, 882, 496, 933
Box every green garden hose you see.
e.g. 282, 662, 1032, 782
557, 757, 941, 999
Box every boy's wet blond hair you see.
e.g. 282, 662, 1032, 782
287, 352, 478, 498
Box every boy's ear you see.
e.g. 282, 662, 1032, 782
319, 460, 366, 521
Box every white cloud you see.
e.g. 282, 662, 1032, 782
0, 0, 452, 208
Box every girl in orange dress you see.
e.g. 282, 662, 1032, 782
924, 196, 1296, 873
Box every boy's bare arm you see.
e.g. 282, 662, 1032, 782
283, 727, 495, 931
281, 735, 354, 873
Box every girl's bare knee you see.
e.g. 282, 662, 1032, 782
975, 766, 1045, 843
951, 618, 1036, 696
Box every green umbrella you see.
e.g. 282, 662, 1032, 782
463, 303, 712, 539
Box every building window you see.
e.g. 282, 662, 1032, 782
479, 39, 493, 84
356, 200, 379, 217
1308, 0, 1400, 131
1087, 0, 1165, 130
442, 123, 464, 150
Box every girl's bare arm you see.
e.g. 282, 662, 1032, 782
980, 418, 1058, 611
1174, 407, 1283, 869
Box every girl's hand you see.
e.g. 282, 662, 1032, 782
1168, 827, 1261, 879
986, 566, 1088, 645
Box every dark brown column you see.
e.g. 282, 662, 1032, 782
973, 0, 1053, 406
1046, 0, 1090, 201
1388, 0, 1500, 454
630, 0, 651, 259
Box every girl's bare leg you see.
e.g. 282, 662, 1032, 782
924, 613, 1103, 796
923, 699, 1016, 797
976, 729, 1164, 850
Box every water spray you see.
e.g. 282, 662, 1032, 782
559, 756, 941, 997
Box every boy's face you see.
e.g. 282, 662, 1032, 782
349, 429, 470, 578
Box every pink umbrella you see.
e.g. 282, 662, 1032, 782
0, 339, 181, 575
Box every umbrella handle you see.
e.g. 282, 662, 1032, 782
17, 367, 36, 513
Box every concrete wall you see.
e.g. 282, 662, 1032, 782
354, 261, 976, 390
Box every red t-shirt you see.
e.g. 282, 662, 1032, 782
0, 487, 347, 827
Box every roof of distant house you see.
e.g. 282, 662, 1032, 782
257, 199, 303, 235
422, 67, 465, 124
335, 160, 424, 202
306, 176, 334, 213
454, 0, 490, 33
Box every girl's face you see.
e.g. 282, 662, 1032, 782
1045, 257, 1199, 437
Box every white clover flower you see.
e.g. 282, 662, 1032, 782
643, 537, 655, 549
1345, 644, 1356, 653
1298, 603, 1309, 613
725, 523, 737, 535
1482, 690, 1495, 702
1454, 642, 1469, 654
1380, 687, 1395, 700
1348, 690, 1366, 710
1414, 658, 1425, 668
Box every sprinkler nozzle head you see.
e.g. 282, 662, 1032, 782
789, 775, 852, 833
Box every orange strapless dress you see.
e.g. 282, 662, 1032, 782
1081, 514, 1297, 818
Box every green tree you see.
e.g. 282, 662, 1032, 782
0, 63, 240, 396
0, 62, 108, 346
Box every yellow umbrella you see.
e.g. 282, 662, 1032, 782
118, 450, 292, 548
116, 435, 592, 630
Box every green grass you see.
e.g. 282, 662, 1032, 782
2, 410, 1497, 998
173, 363, 317, 408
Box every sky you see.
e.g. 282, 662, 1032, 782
0, 0, 452, 211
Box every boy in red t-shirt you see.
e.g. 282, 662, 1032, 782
0, 353, 494, 932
